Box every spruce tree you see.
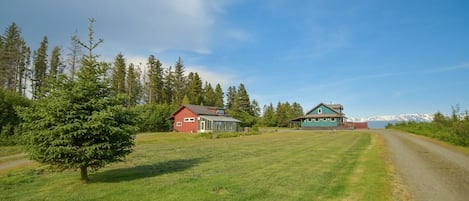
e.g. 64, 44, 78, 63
163, 66, 174, 104
32, 36, 48, 99
49, 46, 63, 77
203, 82, 216, 106
126, 63, 141, 106
187, 72, 202, 104
226, 86, 237, 109
17, 18, 137, 182
0, 22, 30, 94
67, 31, 82, 80
146, 55, 163, 104
173, 57, 186, 105
111, 53, 126, 94
237, 83, 251, 113
214, 83, 224, 107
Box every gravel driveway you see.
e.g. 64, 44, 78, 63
378, 129, 469, 201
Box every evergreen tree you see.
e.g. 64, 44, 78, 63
146, 55, 163, 104
276, 102, 290, 127
226, 86, 237, 109
0, 22, 30, 94
49, 46, 64, 77
111, 53, 126, 94
186, 72, 203, 104
67, 31, 82, 80
203, 82, 216, 106
32, 36, 48, 99
163, 66, 174, 104
17, 18, 137, 182
126, 63, 141, 106
291, 102, 304, 118
214, 83, 224, 108
172, 57, 186, 105
251, 99, 261, 117
262, 103, 277, 127
237, 83, 251, 113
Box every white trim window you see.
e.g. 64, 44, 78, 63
184, 117, 195, 123
176, 122, 182, 127
318, 108, 322, 114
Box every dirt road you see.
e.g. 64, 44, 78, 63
378, 129, 469, 201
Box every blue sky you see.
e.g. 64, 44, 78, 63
1, 0, 468, 117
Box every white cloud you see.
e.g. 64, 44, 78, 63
186, 65, 237, 87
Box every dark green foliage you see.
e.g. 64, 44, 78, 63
172, 57, 186, 105
262, 103, 277, 127
132, 104, 176, 132
126, 63, 141, 107
49, 46, 64, 77
214, 83, 224, 107
0, 88, 30, 145
186, 72, 203, 104
202, 82, 216, 106
32, 36, 48, 99
0, 22, 30, 94
111, 53, 126, 94
388, 106, 469, 146
145, 55, 164, 104
262, 101, 303, 127
16, 19, 137, 182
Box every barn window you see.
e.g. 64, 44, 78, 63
176, 122, 182, 126
318, 108, 322, 114
315, 118, 319, 121
331, 118, 335, 121
308, 118, 312, 122
184, 118, 195, 122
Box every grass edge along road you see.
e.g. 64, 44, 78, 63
1, 131, 393, 201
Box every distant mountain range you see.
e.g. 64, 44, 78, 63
348, 114, 434, 123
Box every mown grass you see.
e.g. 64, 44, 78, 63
0, 131, 391, 201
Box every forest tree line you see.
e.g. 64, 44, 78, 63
0, 21, 304, 145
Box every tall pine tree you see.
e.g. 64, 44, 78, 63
146, 55, 163, 104
49, 46, 63, 77
214, 83, 224, 108
32, 36, 48, 99
111, 53, 126, 94
172, 57, 186, 105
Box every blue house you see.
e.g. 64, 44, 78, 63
291, 103, 346, 129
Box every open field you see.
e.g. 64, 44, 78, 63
0, 131, 391, 201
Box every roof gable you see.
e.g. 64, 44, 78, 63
305, 103, 343, 115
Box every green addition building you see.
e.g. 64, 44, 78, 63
291, 103, 347, 129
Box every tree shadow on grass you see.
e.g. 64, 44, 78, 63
90, 158, 203, 183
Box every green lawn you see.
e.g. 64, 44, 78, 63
0, 131, 391, 201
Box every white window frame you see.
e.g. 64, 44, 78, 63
176, 122, 182, 126
318, 108, 322, 114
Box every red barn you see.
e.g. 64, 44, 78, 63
169, 104, 241, 133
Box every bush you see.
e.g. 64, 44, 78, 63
132, 104, 176, 132
388, 109, 469, 147
0, 89, 30, 145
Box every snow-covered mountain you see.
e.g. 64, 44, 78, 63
348, 113, 433, 123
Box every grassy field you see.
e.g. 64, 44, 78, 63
0, 131, 392, 201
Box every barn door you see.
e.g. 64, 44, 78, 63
200, 121, 206, 132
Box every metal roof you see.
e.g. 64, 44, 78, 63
199, 115, 241, 122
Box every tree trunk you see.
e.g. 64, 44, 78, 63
80, 166, 88, 183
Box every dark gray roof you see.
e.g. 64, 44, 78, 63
184, 104, 220, 115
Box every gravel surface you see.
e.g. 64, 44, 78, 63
378, 129, 469, 201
